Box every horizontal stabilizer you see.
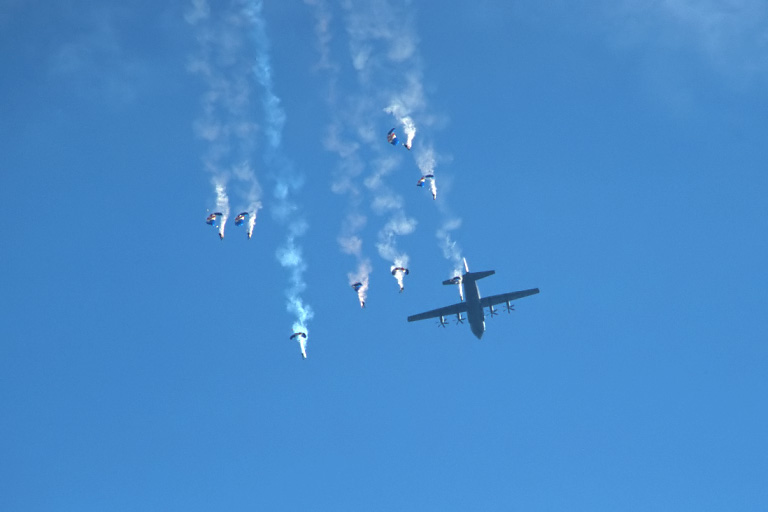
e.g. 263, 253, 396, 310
467, 270, 495, 281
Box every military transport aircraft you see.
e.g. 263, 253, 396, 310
407, 259, 539, 339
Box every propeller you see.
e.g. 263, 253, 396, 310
487, 306, 499, 318
505, 302, 515, 314
455, 314, 465, 325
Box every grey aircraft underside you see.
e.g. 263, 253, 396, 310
407, 259, 539, 339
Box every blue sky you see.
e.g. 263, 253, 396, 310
2, 0, 767, 510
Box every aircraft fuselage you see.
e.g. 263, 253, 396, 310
463, 276, 486, 339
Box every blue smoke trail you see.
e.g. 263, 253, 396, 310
246, 0, 314, 358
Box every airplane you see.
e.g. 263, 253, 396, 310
407, 258, 539, 339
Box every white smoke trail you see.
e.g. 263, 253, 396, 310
232, 161, 261, 239
402, 116, 416, 148
390, 262, 408, 292
348, 259, 372, 308
338, 234, 362, 255
338, 1, 426, 290
348, 1, 465, 279
247, 0, 313, 354
437, 217, 464, 278
303, 0, 335, 72
305, 1, 376, 306
384, 107, 418, 149
310, 1, 461, 297
377, 213, 416, 291
338, 212, 366, 256
384, 67, 427, 149
187, 0, 263, 241
377, 214, 417, 259
431, 166, 465, 278
338, 214, 373, 307
295, 334, 308, 359
214, 180, 230, 239
416, 145, 438, 200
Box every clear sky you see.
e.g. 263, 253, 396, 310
2, 1, 767, 510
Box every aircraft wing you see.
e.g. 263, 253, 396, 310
480, 288, 540, 308
407, 302, 468, 322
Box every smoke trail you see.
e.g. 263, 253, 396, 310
187, 0, 263, 241
247, 0, 285, 149
428, 178, 437, 200
338, 213, 373, 307
377, 212, 416, 291
310, 1, 463, 297
338, 1, 426, 290
384, 106, 418, 148
390, 262, 408, 292
338, 212, 366, 256
431, 169, 464, 279
344, 0, 469, 283
214, 180, 230, 239
370, 194, 415, 291
416, 145, 439, 200
247, 0, 313, 356
232, 161, 261, 239
348, 260, 372, 308
295, 334, 308, 359
384, 64, 427, 150
402, 116, 416, 148
437, 217, 464, 278
303, 0, 335, 72
377, 214, 417, 257
305, 1, 375, 307
276, 219, 314, 342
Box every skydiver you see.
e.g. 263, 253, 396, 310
404, 141, 412, 150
